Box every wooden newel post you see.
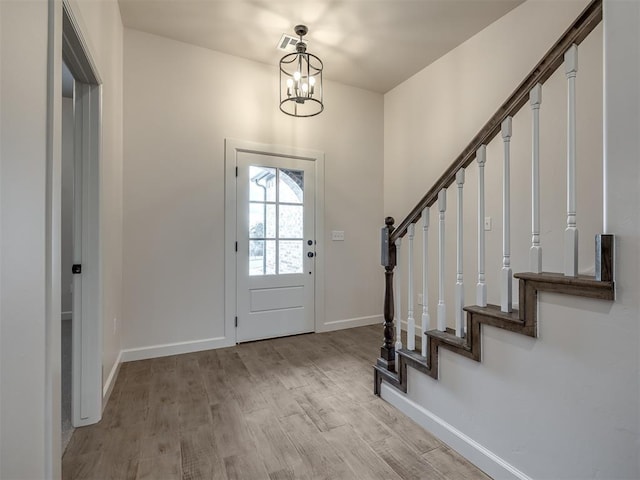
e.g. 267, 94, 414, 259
378, 216, 396, 372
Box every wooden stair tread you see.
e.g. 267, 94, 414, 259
514, 271, 611, 286
426, 329, 468, 349
397, 349, 431, 376
398, 348, 428, 366
373, 365, 405, 393
463, 303, 520, 322
513, 271, 614, 300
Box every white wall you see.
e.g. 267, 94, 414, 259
0, 2, 49, 478
122, 30, 384, 355
603, 0, 640, 476
0, 0, 123, 477
381, 0, 640, 478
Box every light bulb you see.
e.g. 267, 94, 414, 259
302, 83, 309, 94
309, 76, 316, 95
293, 71, 301, 81
287, 78, 293, 88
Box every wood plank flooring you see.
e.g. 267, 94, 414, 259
62, 325, 491, 480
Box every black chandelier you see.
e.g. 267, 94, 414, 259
279, 25, 324, 117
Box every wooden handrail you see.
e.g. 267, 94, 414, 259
390, 0, 602, 243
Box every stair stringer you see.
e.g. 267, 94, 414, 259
374, 273, 613, 395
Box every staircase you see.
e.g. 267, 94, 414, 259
373, 0, 613, 396
375, 270, 613, 394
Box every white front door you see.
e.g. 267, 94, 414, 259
236, 151, 316, 342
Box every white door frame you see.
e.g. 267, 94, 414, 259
225, 139, 325, 342
62, 0, 103, 428
46, 2, 64, 476
45, 0, 102, 474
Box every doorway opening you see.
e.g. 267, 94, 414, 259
60, 59, 74, 451
61, 1, 103, 442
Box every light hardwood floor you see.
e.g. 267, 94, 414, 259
62, 325, 491, 480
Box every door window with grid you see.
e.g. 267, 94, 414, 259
248, 167, 305, 276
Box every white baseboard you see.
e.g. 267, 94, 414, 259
380, 383, 532, 480
102, 350, 122, 406
121, 336, 235, 362
121, 316, 380, 363
319, 314, 382, 332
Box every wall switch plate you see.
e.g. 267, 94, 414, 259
332, 230, 345, 241
417, 293, 423, 305
484, 217, 492, 231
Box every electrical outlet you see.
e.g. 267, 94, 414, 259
417, 293, 423, 305
113, 317, 117, 333
484, 217, 492, 231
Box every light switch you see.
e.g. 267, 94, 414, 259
332, 230, 345, 241
484, 217, 492, 231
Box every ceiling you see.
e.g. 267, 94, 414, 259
118, 0, 523, 94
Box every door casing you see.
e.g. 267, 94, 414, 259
224, 139, 325, 343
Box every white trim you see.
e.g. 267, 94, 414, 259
120, 336, 235, 363
102, 350, 121, 405
380, 383, 532, 480
319, 314, 382, 332
314, 148, 326, 335
61, 0, 102, 84
46, 2, 63, 477
224, 140, 239, 345
224, 138, 326, 343
61, 311, 72, 321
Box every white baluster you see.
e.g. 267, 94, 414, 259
476, 145, 487, 307
394, 238, 403, 363
455, 169, 465, 338
530, 84, 543, 273
421, 208, 430, 357
564, 44, 578, 277
501, 117, 513, 313
437, 189, 447, 331
407, 224, 416, 351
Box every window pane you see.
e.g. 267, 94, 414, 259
250, 166, 276, 202
266, 204, 276, 239
265, 240, 276, 274
249, 203, 275, 239
279, 240, 303, 274
279, 169, 304, 204
279, 204, 303, 238
249, 203, 263, 239
249, 239, 276, 276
